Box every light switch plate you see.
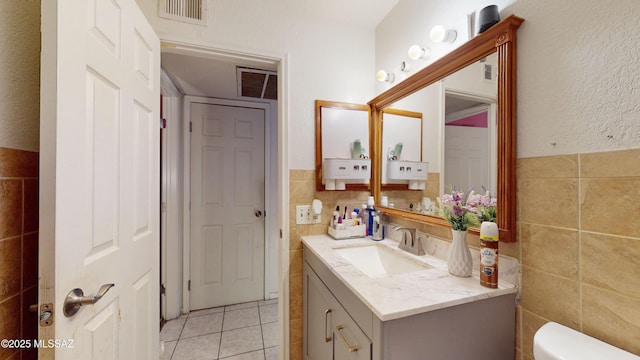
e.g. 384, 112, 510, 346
296, 205, 321, 225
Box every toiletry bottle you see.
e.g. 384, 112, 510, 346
360, 203, 368, 232
372, 212, 384, 241
368, 208, 376, 237
480, 221, 499, 288
366, 196, 375, 237
353, 209, 360, 225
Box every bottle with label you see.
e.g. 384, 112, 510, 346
366, 196, 375, 237
479, 221, 499, 288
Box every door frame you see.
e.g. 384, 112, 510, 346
183, 95, 271, 309
160, 69, 184, 321
159, 40, 291, 359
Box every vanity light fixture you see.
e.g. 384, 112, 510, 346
430, 25, 457, 44
407, 45, 430, 60
376, 69, 395, 83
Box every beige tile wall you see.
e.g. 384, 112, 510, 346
289, 148, 640, 359
0, 147, 39, 360
517, 149, 640, 359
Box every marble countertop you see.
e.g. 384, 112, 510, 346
302, 234, 518, 322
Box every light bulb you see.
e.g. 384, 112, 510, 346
408, 45, 429, 60
376, 70, 395, 83
430, 25, 457, 43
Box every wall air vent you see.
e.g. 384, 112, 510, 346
237, 67, 278, 100
159, 0, 206, 26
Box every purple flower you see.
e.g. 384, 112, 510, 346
439, 187, 482, 231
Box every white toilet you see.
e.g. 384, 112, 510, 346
534, 322, 640, 359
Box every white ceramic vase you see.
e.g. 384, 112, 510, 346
448, 229, 473, 277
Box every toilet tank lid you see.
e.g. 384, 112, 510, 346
533, 322, 639, 360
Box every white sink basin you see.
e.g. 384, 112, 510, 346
333, 244, 430, 278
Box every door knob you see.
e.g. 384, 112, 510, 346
254, 209, 264, 218
63, 283, 115, 317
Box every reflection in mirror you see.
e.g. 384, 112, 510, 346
443, 53, 497, 197
380, 108, 432, 211
315, 100, 371, 191
444, 92, 496, 195
380, 83, 440, 213
370, 15, 524, 242
379, 54, 497, 216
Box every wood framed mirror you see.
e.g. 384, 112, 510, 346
315, 100, 371, 191
369, 15, 524, 242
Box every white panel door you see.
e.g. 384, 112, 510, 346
444, 125, 490, 191
190, 101, 266, 310
39, 0, 160, 358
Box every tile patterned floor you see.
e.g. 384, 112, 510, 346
160, 299, 279, 360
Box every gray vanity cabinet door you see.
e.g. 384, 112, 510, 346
332, 305, 372, 360
304, 261, 372, 360
304, 263, 335, 360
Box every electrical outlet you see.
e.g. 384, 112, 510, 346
296, 205, 321, 225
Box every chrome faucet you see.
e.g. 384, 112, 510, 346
393, 226, 425, 255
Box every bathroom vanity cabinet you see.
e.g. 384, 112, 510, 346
305, 261, 371, 360
303, 241, 517, 360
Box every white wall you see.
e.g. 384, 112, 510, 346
0, 1, 40, 151
508, 0, 640, 157
376, 0, 640, 158
137, 0, 378, 170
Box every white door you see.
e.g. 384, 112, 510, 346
189, 100, 266, 310
444, 125, 490, 191
39, 0, 160, 358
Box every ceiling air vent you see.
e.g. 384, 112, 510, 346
159, 0, 206, 26
237, 67, 278, 100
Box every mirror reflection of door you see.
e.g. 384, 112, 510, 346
444, 92, 496, 194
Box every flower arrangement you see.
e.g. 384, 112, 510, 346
467, 189, 497, 223
439, 187, 497, 230
439, 188, 479, 231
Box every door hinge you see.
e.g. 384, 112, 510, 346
160, 284, 166, 295
188, 280, 191, 291
189, 122, 192, 132
160, 118, 167, 129
279, 229, 283, 238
